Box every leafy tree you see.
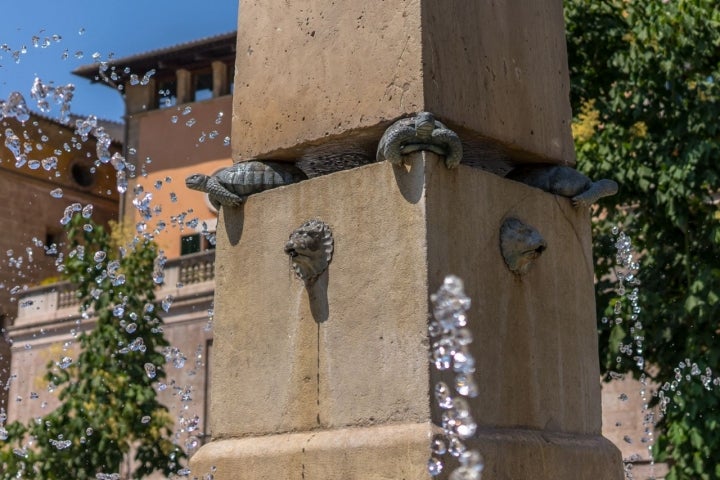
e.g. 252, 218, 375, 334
0, 214, 183, 478
565, 1, 720, 478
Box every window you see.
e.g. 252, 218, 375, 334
194, 71, 213, 101
45, 230, 62, 256
71, 162, 94, 187
157, 79, 177, 109
180, 233, 216, 255
181, 234, 201, 255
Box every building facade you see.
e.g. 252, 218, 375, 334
0, 111, 120, 412
7, 33, 236, 467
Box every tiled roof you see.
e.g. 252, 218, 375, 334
28, 111, 124, 145
73, 31, 237, 84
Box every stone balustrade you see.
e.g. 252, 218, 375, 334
14, 250, 215, 328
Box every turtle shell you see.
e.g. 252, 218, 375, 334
216, 161, 308, 197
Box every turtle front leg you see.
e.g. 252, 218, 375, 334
206, 176, 244, 208
377, 127, 419, 165
431, 128, 463, 169
571, 179, 619, 207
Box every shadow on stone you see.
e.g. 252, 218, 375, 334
222, 205, 245, 246
306, 270, 329, 323
392, 156, 424, 204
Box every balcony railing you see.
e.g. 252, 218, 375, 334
14, 250, 215, 326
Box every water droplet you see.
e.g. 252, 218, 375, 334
431, 434, 447, 455
116, 170, 128, 193
162, 295, 174, 312
428, 457, 444, 476
182, 106, 192, 115
455, 419, 477, 439
112, 305, 125, 317
435, 382, 454, 409
433, 343, 452, 371
50, 437, 72, 450
223, 136, 230, 146
4, 128, 22, 159
455, 373, 478, 398
82, 204, 94, 218
13, 447, 28, 458
125, 323, 137, 334
144, 363, 157, 379
42, 156, 58, 170
185, 436, 199, 450
74, 50, 84, 59
57, 356, 72, 369
141, 69, 156, 85
141, 415, 151, 424
50, 188, 64, 198
28, 159, 40, 170
447, 435, 467, 457
185, 118, 196, 127
448, 465, 481, 480
97, 143, 111, 164
2, 92, 31, 123
93, 251, 106, 263
453, 349, 476, 374
456, 328, 473, 346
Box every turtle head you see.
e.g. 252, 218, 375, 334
415, 112, 436, 139
185, 173, 209, 192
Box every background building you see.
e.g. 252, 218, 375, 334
8, 33, 236, 459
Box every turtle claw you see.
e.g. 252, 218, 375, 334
571, 179, 618, 208
209, 193, 244, 210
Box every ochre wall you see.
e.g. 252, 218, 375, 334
135, 159, 229, 258
133, 96, 232, 171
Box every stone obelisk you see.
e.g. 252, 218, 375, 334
191, 1, 624, 478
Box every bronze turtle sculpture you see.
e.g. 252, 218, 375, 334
185, 160, 308, 209
376, 112, 463, 168
506, 165, 618, 207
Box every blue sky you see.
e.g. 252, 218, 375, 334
0, 0, 238, 122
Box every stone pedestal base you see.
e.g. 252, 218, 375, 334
191, 423, 622, 479
191, 155, 623, 479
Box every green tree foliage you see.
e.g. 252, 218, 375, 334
0, 215, 183, 478
565, 1, 720, 477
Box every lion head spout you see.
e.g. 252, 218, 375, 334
284, 219, 334, 283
